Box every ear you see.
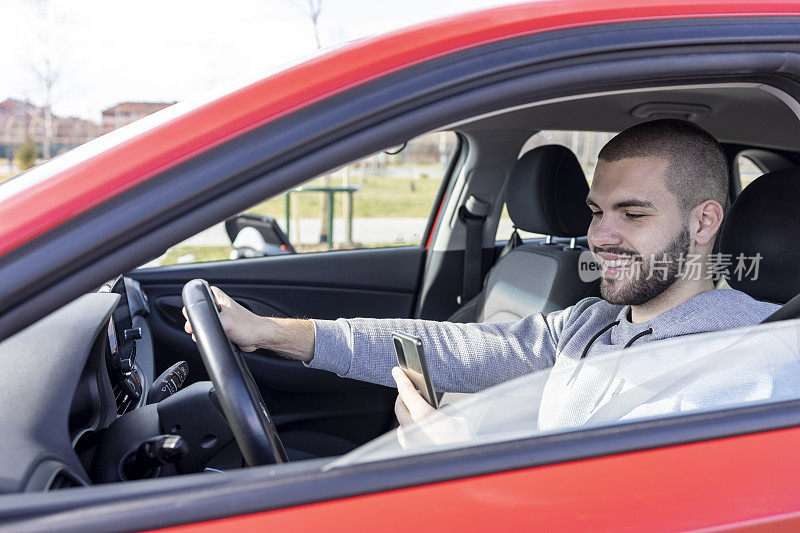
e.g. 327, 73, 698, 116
693, 200, 724, 246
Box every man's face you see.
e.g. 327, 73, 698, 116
586, 156, 691, 306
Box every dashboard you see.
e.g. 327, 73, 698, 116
0, 276, 156, 492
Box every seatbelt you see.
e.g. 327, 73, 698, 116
584, 344, 733, 426
458, 195, 490, 303
762, 292, 800, 323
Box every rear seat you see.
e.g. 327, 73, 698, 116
442, 145, 598, 403
449, 144, 599, 324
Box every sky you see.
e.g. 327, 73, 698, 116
1, 0, 515, 121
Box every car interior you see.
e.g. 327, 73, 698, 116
2, 80, 800, 494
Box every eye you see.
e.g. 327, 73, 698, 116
590, 210, 602, 218
626, 213, 646, 219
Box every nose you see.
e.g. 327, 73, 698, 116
588, 214, 623, 249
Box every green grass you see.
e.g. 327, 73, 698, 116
245, 174, 442, 219
161, 246, 233, 265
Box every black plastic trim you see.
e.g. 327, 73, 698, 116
410, 133, 467, 316
132, 245, 424, 294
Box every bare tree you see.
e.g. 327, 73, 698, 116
27, 0, 66, 159
289, 0, 324, 49
31, 55, 60, 159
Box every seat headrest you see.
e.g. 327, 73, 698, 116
718, 167, 800, 304
506, 145, 591, 237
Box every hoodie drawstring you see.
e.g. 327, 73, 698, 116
566, 320, 620, 385
623, 328, 654, 348
588, 326, 654, 412
567, 322, 653, 386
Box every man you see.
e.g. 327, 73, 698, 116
184, 119, 780, 431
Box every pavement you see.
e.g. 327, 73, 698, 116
177, 216, 523, 248
178, 217, 432, 248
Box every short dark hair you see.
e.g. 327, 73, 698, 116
598, 119, 729, 213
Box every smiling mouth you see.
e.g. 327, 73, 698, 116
602, 258, 633, 267
596, 254, 639, 277
591, 249, 642, 278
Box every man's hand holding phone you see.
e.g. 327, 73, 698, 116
392, 366, 436, 426
392, 366, 474, 448
391, 332, 474, 449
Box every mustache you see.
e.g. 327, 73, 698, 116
591, 246, 642, 260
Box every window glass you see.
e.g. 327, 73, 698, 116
332, 318, 800, 466
738, 154, 764, 190
495, 130, 613, 241
144, 132, 457, 267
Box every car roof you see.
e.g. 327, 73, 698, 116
456, 85, 800, 152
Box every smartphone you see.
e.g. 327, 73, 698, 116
392, 331, 439, 409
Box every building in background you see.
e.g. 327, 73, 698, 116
0, 98, 100, 161
0, 99, 176, 174
101, 101, 175, 133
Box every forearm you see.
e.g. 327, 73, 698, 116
255, 317, 316, 363
310, 314, 560, 393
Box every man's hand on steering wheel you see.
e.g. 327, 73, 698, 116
182, 286, 264, 352
183, 285, 316, 363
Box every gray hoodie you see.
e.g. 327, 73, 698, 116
310, 288, 780, 396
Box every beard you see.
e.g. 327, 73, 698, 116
597, 224, 692, 306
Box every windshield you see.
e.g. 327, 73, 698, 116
332, 318, 800, 467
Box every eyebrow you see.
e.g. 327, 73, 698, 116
586, 197, 655, 210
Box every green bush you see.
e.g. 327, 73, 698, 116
15, 139, 39, 171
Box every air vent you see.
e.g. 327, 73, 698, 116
113, 382, 135, 415
47, 471, 86, 490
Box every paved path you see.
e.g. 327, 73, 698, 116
178, 217, 431, 247
177, 216, 524, 248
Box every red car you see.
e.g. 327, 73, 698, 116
2, 1, 800, 530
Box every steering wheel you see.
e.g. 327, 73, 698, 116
182, 279, 287, 465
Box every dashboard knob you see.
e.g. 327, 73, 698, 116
123, 327, 143, 342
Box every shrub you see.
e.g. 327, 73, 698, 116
15, 138, 39, 171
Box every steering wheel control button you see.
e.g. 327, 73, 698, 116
147, 361, 189, 404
